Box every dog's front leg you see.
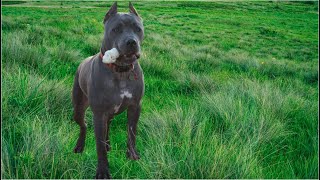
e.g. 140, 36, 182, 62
126, 104, 141, 160
93, 111, 111, 179
105, 119, 112, 152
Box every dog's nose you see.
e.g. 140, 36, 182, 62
126, 39, 137, 47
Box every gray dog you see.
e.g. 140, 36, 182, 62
72, 2, 144, 179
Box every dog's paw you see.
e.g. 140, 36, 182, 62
126, 149, 140, 160
73, 144, 85, 153
95, 167, 111, 179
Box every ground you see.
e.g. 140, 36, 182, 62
1, 0, 319, 179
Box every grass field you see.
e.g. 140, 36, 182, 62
1, 0, 319, 179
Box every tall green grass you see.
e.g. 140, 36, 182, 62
1, 1, 318, 179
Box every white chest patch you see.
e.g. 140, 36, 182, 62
120, 90, 132, 99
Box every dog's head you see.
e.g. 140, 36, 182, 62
102, 2, 144, 66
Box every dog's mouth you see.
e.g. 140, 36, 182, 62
116, 52, 140, 66
123, 52, 140, 59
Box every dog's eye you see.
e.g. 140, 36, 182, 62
112, 27, 120, 33
136, 27, 142, 32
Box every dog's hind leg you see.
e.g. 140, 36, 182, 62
72, 71, 88, 153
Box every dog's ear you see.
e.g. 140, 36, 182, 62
104, 2, 118, 24
129, 2, 139, 17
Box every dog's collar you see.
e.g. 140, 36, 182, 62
99, 51, 138, 80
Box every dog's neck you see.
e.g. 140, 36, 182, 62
99, 50, 132, 71
100, 40, 132, 71
99, 51, 138, 81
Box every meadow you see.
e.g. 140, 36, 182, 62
1, 0, 319, 179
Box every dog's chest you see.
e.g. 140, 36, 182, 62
90, 65, 143, 113
110, 79, 135, 114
